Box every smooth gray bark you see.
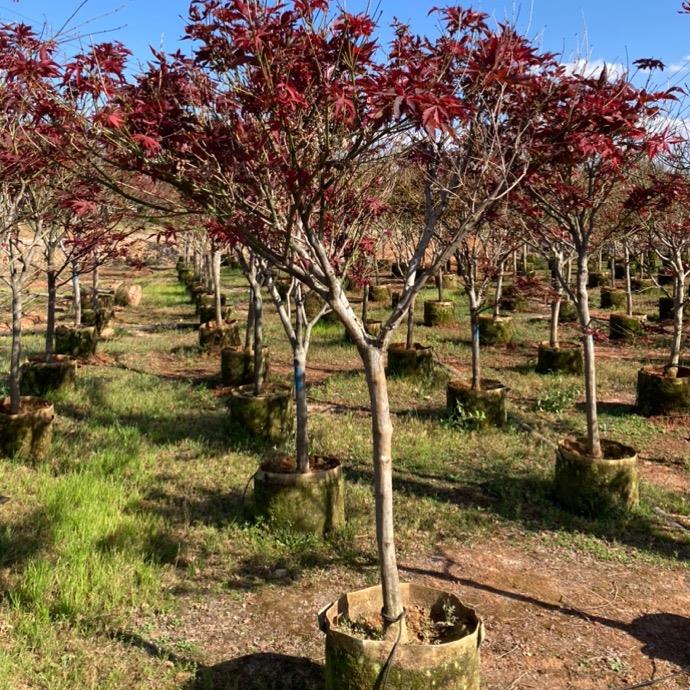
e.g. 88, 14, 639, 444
362, 346, 406, 641
9, 279, 22, 413
72, 266, 82, 327
576, 252, 602, 458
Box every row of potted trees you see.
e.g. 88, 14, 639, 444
4, 3, 689, 687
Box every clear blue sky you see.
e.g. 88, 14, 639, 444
2, 1, 689, 79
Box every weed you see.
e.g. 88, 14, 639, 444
443, 400, 487, 430
533, 377, 580, 413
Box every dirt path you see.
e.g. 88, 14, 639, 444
137, 537, 689, 690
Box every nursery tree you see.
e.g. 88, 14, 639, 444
0, 23, 64, 412
447, 205, 520, 389
627, 167, 690, 374
521, 61, 675, 457
78, 1, 555, 635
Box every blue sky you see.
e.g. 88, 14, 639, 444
2, 0, 689, 80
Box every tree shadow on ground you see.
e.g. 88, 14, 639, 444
403, 561, 690, 668
0, 505, 54, 571
346, 465, 492, 510
138, 486, 249, 531
479, 472, 690, 561
185, 654, 323, 690
61, 374, 274, 455
348, 456, 690, 563
576, 401, 638, 417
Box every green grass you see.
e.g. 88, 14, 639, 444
0, 264, 688, 687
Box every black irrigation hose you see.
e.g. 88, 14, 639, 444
378, 608, 406, 690
240, 470, 259, 513
615, 664, 690, 689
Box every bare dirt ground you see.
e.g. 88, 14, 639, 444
140, 538, 690, 690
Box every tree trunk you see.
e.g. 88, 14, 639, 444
212, 249, 223, 328
205, 252, 214, 293
245, 289, 255, 351
550, 254, 562, 349
9, 280, 22, 414
624, 245, 633, 317
92, 265, 99, 310
252, 282, 264, 397
550, 299, 561, 349
292, 285, 309, 472
493, 261, 505, 319
362, 284, 369, 323
522, 244, 528, 274
72, 266, 82, 327
668, 275, 684, 377
437, 271, 444, 302
470, 302, 481, 391
294, 342, 309, 473
362, 346, 405, 640
576, 253, 602, 458
45, 268, 57, 357
609, 254, 616, 288
405, 295, 415, 349
512, 250, 518, 276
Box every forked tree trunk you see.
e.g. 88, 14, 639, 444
361, 345, 406, 641
9, 279, 22, 414
576, 253, 602, 458
668, 275, 685, 378
72, 266, 82, 327
45, 252, 57, 357
212, 249, 223, 328
624, 245, 633, 317
405, 295, 415, 349
267, 279, 311, 474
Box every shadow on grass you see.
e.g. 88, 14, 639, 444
185, 654, 323, 690
346, 465, 492, 510
480, 472, 690, 561
138, 486, 249, 531
402, 561, 690, 668
59, 374, 275, 455
503, 361, 539, 375
576, 401, 638, 417
348, 454, 690, 563
96, 523, 184, 567
0, 505, 53, 570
